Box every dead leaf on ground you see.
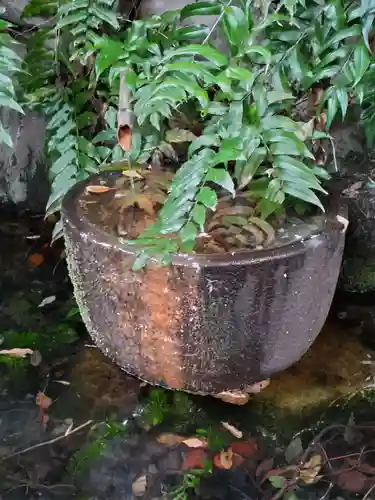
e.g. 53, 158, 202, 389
0, 348, 33, 358
336, 469, 367, 493
346, 459, 375, 475
35, 391, 52, 410
157, 433, 185, 446
231, 439, 259, 458
182, 448, 208, 470
85, 185, 114, 194
256, 458, 275, 478
122, 169, 144, 180
221, 421, 243, 439
182, 437, 208, 448
28, 253, 44, 267
214, 390, 249, 405
299, 454, 322, 484
132, 475, 147, 497
135, 194, 155, 215
336, 215, 349, 233
29, 350, 42, 366
244, 379, 271, 393
213, 448, 233, 470
38, 295, 56, 308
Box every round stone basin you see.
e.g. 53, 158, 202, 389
61, 171, 348, 396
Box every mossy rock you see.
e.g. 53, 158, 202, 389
339, 179, 375, 293
340, 256, 375, 293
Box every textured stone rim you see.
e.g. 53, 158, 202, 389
62, 172, 347, 268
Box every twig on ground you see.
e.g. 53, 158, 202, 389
1, 419, 94, 461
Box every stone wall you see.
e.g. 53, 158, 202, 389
0, 0, 49, 211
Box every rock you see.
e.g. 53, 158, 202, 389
338, 175, 375, 293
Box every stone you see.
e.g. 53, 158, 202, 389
0, 2, 49, 212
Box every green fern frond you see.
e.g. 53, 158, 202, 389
0, 13, 24, 147
22, 0, 60, 18
57, 0, 119, 63
20, 28, 56, 106
44, 95, 103, 239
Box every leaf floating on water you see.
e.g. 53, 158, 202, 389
135, 194, 156, 215
38, 295, 56, 308
28, 253, 44, 267
165, 128, 197, 143
132, 475, 147, 497
35, 391, 52, 410
182, 448, 208, 470
335, 468, 366, 493
122, 169, 144, 180
221, 422, 243, 439
244, 379, 271, 393
0, 348, 33, 358
182, 437, 208, 448
336, 214, 349, 233
85, 185, 114, 194
249, 217, 275, 246
157, 433, 186, 446
213, 448, 233, 470
231, 439, 258, 458
29, 350, 42, 366
214, 390, 249, 405
299, 454, 322, 484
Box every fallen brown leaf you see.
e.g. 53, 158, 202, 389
182, 448, 208, 470
122, 169, 144, 179
132, 475, 147, 497
336, 469, 366, 493
299, 454, 322, 484
85, 185, 114, 194
256, 458, 275, 478
244, 379, 270, 393
232, 452, 245, 467
29, 350, 42, 366
231, 439, 258, 458
182, 437, 208, 448
157, 433, 185, 446
28, 253, 44, 267
0, 348, 33, 358
214, 390, 249, 405
221, 421, 243, 439
35, 391, 52, 410
213, 448, 233, 470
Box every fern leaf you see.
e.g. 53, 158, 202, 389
0, 16, 23, 147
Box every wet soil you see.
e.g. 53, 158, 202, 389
2, 210, 375, 499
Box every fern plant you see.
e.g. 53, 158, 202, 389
0, 8, 24, 147
18, 0, 123, 240
93, 0, 375, 267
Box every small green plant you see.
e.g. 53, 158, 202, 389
139, 389, 197, 428
169, 468, 211, 500
68, 420, 126, 477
